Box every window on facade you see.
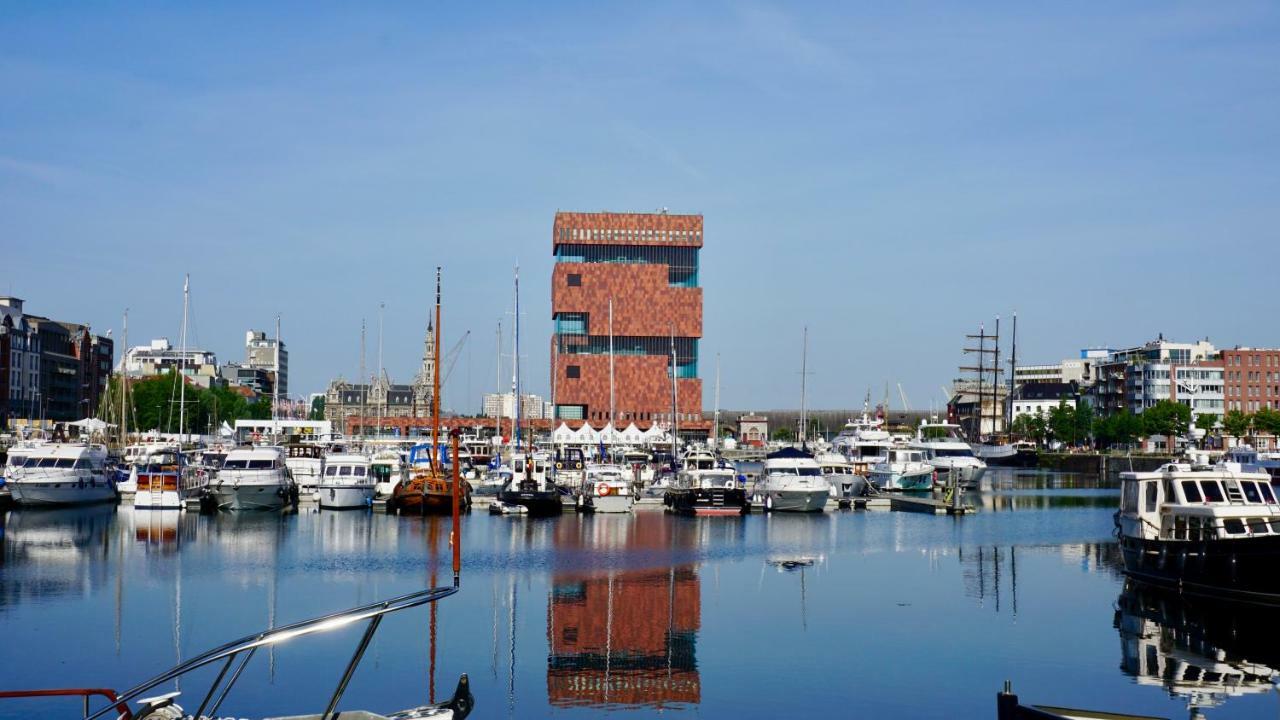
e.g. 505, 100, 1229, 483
566, 365, 580, 379
567, 273, 581, 287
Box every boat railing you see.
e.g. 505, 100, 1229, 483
70, 585, 458, 720
0, 687, 130, 719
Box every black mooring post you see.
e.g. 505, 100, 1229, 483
997, 680, 1019, 720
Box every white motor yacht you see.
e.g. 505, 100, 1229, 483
665, 446, 747, 515
132, 446, 198, 509
815, 450, 867, 498
285, 443, 326, 496
912, 418, 987, 488
755, 447, 829, 512
868, 446, 935, 491
370, 449, 406, 499
117, 441, 178, 494
8, 443, 115, 506
210, 446, 292, 511
317, 452, 375, 509
578, 464, 634, 513
831, 411, 892, 475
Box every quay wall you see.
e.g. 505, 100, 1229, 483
1037, 453, 1175, 479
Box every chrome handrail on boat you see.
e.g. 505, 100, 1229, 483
84, 584, 460, 720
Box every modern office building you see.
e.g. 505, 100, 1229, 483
122, 338, 220, 388
482, 392, 553, 420
245, 330, 287, 396
550, 210, 704, 433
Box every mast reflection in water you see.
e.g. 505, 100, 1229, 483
547, 513, 700, 709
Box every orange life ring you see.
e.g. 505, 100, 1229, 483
597, 484, 611, 497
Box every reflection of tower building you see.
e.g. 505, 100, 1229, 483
548, 568, 700, 707
547, 514, 701, 707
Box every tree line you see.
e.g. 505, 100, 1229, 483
1009, 398, 1280, 450
107, 374, 273, 435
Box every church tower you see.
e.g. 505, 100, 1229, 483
412, 317, 435, 414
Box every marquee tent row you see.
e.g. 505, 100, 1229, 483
548, 422, 672, 445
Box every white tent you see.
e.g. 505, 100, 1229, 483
620, 423, 644, 444
574, 424, 600, 443
68, 418, 113, 433
598, 422, 619, 444
551, 422, 576, 444
643, 424, 670, 444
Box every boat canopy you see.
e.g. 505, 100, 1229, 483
766, 446, 815, 460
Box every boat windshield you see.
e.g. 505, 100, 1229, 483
224, 458, 278, 470
771, 466, 821, 476
370, 465, 393, 481
932, 448, 974, 458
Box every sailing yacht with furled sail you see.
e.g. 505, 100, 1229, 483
391, 267, 471, 515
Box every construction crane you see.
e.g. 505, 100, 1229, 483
442, 330, 471, 387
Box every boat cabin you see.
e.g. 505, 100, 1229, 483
222, 447, 285, 471
322, 454, 371, 484
1119, 464, 1280, 542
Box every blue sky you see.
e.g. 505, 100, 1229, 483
3, 2, 1278, 412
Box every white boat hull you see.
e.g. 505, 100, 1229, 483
317, 484, 375, 509
9, 480, 116, 506
763, 489, 829, 512
210, 483, 287, 511
870, 469, 934, 491
585, 493, 634, 513
134, 489, 183, 509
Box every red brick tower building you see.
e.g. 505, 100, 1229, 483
551, 211, 705, 434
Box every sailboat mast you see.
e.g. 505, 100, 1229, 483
178, 274, 188, 445
800, 326, 808, 445
273, 312, 281, 431
120, 310, 129, 448
975, 324, 985, 442
712, 353, 721, 452
1007, 312, 1017, 433
376, 302, 384, 441
993, 315, 1001, 440
431, 270, 442, 471
512, 266, 521, 446
495, 320, 502, 443
669, 325, 678, 463
359, 319, 366, 442
608, 297, 615, 432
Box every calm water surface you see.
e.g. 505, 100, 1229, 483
0, 470, 1272, 719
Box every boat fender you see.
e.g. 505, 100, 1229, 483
598, 484, 611, 496
555, 462, 563, 470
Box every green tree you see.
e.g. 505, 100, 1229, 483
1253, 407, 1280, 437
771, 427, 795, 442
1141, 400, 1192, 451
309, 396, 326, 421
1222, 409, 1253, 439
1098, 411, 1143, 449
1074, 402, 1095, 448
1048, 400, 1076, 447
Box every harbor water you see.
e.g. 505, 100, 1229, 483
0, 469, 1270, 719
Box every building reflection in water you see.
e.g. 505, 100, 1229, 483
546, 513, 701, 709
1116, 580, 1280, 718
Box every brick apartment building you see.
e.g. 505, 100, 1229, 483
550, 210, 706, 435
1222, 347, 1280, 413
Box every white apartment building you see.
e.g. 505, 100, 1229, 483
245, 330, 287, 395
483, 392, 553, 420
122, 338, 220, 388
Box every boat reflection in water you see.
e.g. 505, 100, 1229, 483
547, 513, 701, 709
0, 506, 116, 606
1116, 580, 1280, 717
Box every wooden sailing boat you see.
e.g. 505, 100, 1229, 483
391, 267, 471, 515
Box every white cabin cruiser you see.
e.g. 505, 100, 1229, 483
1118, 461, 1280, 602
912, 418, 986, 488
369, 449, 405, 499
831, 412, 892, 475
209, 446, 293, 511
868, 446, 934, 491
132, 446, 197, 509
815, 450, 867, 498
755, 447, 829, 512
284, 443, 326, 496
8, 443, 116, 506
117, 441, 180, 494
317, 452, 375, 509
578, 464, 634, 513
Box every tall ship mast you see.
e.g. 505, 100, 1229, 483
390, 267, 470, 515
